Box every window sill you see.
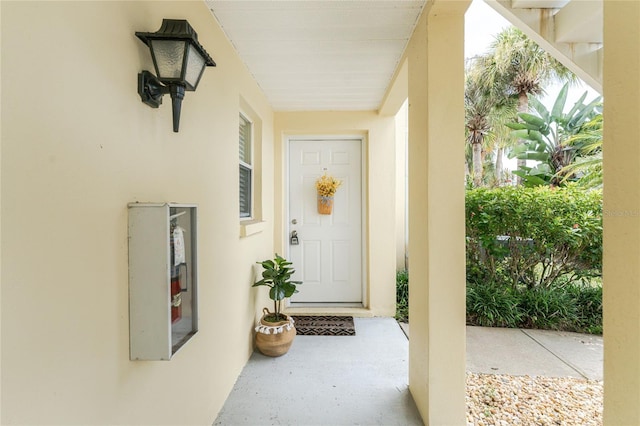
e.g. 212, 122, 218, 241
240, 220, 266, 238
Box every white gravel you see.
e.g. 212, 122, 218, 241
466, 373, 603, 425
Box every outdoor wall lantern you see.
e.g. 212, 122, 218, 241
136, 19, 216, 132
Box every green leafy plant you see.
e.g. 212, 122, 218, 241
254, 254, 302, 322
466, 186, 602, 289
467, 282, 523, 328
566, 281, 603, 334
559, 114, 603, 189
519, 286, 577, 330
466, 27, 577, 186
506, 83, 602, 187
396, 269, 409, 322
465, 186, 602, 334
465, 281, 602, 333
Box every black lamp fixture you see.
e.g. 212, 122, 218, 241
136, 19, 216, 132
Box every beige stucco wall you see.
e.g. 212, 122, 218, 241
602, 1, 640, 424
273, 111, 397, 316
394, 101, 408, 271
1, 1, 274, 424
404, 1, 469, 423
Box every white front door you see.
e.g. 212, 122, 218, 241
288, 138, 363, 304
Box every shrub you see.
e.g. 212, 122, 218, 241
466, 282, 523, 328
566, 282, 603, 334
518, 286, 577, 330
396, 269, 409, 322
465, 280, 602, 334
466, 185, 602, 289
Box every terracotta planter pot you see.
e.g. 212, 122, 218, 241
317, 195, 334, 215
255, 308, 296, 357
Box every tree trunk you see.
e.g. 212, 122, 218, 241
495, 146, 504, 185
472, 142, 483, 187
516, 91, 529, 185
465, 159, 470, 183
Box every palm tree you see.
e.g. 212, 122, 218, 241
465, 61, 518, 187
465, 75, 491, 187
484, 102, 518, 185
473, 27, 577, 184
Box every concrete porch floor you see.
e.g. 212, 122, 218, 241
213, 317, 603, 425
213, 317, 422, 426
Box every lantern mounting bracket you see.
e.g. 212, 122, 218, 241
138, 70, 168, 109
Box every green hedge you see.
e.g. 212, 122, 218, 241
466, 281, 602, 334
466, 185, 602, 289
398, 187, 603, 333
398, 271, 602, 334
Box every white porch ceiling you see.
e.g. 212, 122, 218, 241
511, 0, 569, 8
206, 0, 426, 111
206, 0, 603, 112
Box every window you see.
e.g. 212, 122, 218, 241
238, 99, 265, 237
239, 113, 252, 218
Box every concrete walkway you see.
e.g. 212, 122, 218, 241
214, 318, 603, 425
400, 323, 603, 381
466, 325, 603, 380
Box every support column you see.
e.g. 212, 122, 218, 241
407, 1, 470, 424
603, 1, 640, 424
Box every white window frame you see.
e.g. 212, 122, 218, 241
239, 112, 254, 220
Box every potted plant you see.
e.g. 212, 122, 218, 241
253, 254, 302, 356
315, 173, 342, 214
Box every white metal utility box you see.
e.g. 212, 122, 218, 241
128, 203, 198, 360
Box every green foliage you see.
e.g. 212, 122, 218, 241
466, 281, 602, 334
467, 282, 523, 327
519, 286, 577, 330
566, 282, 603, 334
560, 114, 603, 189
464, 26, 575, 188
507, 83, 602, 187
396, 269, 409, 322
466, 186, 602, 289
254, 254, 302, 321
464, 186, 602, 334
473, 28, 576, 105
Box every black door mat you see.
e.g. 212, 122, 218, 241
291, 315, 356, 336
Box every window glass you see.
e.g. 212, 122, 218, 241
239, 114, 252, 218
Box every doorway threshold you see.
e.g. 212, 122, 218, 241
285, 304, 374, 317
